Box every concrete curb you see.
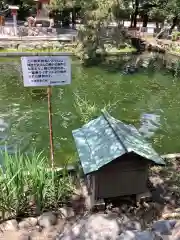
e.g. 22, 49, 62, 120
0, 52, 72, 57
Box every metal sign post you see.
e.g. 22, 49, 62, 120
21, 55, 71, 167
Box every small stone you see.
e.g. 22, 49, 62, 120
59, 207, 75, 219
35, 225, 42, 232
121, 214, 130, 224
35, 45, 43, 50
19, 217, 38, 229
38, 212, 57, 228
152, 220, 176, 235
118, 230, 136, 240
125, 220, 142, 231
111, 207, 121, 214
160, 235, 172, 240
0, 219, 18, 231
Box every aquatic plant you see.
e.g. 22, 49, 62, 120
0, 150, 74, 219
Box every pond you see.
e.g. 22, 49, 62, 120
0, 55, 179, 166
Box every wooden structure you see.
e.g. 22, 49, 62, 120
72, 110, 165, 207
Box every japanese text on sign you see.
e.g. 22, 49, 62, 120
21, 56, 71, 87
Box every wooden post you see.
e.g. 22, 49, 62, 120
47, 86, 54, 168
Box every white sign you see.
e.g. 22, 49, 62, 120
21, 56, 71, 87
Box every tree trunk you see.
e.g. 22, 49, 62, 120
142, 13, 148, 27
130, 14, 134, 27
72, 8, 76, 29
133, 0, 139, 27
62, 9, 70, 28
169, 16, 178, 34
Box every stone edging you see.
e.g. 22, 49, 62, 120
0, 36, 75, 41
161, 153, 180, 159
0, 52, 72, 57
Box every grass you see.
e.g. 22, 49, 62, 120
0, 150, 75, 220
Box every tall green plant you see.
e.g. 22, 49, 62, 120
0, 150, 74, 219
0, 151, 28, 218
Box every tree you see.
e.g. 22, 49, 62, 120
0, 0, 9, 15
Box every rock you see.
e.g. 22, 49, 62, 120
19, 217, 38, 229
58, 214, 119, 240
118, 230, 137, 240
59, 207, 75, 219
121, 214, 131, 224
125, 220, 142, 231
18, 44, 29, 51
152, 220, 176, 235
160, 235, 172, 240
0, 219, 18, 231
38, 212, 57, 228
119, 230, 163, 240
52, 42, 63, 49
35, 225, 43, 232
42, 43, 50, 49
111, 207, 121, 215
35, 44, 43, 50
171, 221, 180, 240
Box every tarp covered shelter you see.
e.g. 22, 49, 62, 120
72, 110, 165, 175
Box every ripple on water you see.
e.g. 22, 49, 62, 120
139, 113, 161, 138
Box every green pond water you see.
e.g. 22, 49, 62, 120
0, 57, 180, 165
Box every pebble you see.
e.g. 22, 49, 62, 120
38, 212, 57, 228
59, 207, 75, 219
19, 217, 38, 229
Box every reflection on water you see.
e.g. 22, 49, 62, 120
139, 113, 161, 138
0, 57, 180, 165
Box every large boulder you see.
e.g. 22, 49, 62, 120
0, 219, 18, 231
118, 230, 162, 240
152, 220, 176, 235
58, 214, 120, 240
